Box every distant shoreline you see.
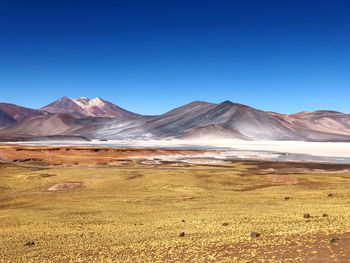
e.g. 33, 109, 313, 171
2, 139, 350, 164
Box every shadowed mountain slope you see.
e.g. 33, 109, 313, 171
105, 101, 350, 141
0, 110, 16, 127
101, 101, 218, 139
0, 114, 81, 138
0, 113, 120, 140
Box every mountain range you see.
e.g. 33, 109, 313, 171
0, 97, 350, 142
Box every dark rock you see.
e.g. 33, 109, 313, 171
330, 237, 340, 243
322, 213, 328, 217
179, 232, 185, 237
25, 241, 35, 246
303, 213, 311, 219
250, 232, 260, 238
327, 193, 333, 197
284, 197, 290, 200
222, 222, 229, 226
182, 219, 185, 223
39, 173, 57, 178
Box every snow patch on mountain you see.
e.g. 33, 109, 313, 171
71, 97, 107, 115
41, 96, 140, 118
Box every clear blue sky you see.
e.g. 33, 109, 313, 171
0, 0, 349, 114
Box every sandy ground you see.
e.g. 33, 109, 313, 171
1, 145, 350, 262
1, 160, 350, 262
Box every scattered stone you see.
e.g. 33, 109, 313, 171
25, 241, 35, 246
127, 174, 143, 180
182, 219, 185, 223
250, 232, 260, 238
330, 237, 340, 244
222, 222, 229, 226
179, 232, 185, 237
39, 173, 57, 178
327, 193, 333, 197
48, 182, 82, 191
322, 213, 328, 217
284, 197, 290, 200
303, 213, 311, 219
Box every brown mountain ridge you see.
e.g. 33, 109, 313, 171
0, 97, 349, 142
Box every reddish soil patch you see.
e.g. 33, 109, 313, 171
48, 182, 82, 191
0, 145, 206, 167
265, 174, 299, 185
185, 232, 350, 263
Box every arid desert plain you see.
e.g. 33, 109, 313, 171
0, 142, 350, 262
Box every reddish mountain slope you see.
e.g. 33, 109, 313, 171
0, 103, 44, 127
